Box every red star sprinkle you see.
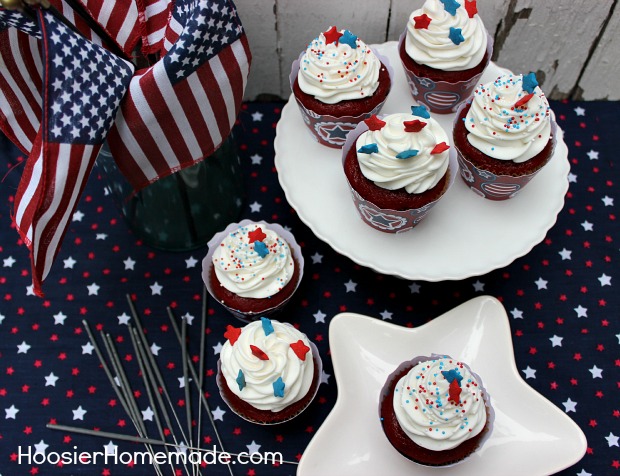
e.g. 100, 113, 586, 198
290, 340, 311, 361
431, 142, 450, 154
464, 0, 478, 18
364, 115, 386, 131
414, 14, 432, 29
323, 26, 343, 45
224, 325, 242, 346
448, 379, 462, 404
250, 345, 270, 360
248, 227, 266, 243
515, 92, 535, 108
403, 119, 427, 133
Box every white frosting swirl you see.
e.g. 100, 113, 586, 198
393, 357, 487, 451
297, 27, 381, 104
405, 0, 487, 71
355, 112, 450, 193
465, 73, 552, 163
212, 224, 294, 299
220, 320, 315, 412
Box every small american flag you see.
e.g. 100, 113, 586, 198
6, 7, 134, 296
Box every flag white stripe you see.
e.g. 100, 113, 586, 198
5, 31, 40, 130
153, 68, 202, 159
146, 0, 170, 17
186, 72, 221, 148
0, 89, 33, 151
113, 108, 157, 181
14, 147, 43, 243
210, 54, 236, 130
231, 37, 249, 93
34, 144, 94, 280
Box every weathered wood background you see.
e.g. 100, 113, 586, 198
235, 0, 619, 101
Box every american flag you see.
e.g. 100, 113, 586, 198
106, 0, 251, 190
3, 7, 134, 296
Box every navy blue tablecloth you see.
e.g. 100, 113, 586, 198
0, 100, 618, 476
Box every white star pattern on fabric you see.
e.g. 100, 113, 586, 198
104, 441, 117, 455
5, 405, 19, 419
522, 366, 536, 379
45, 372, 59, 386
576, 470, 592, 476
598, 274, 611, 286
72, 210, 84, 222
563, 398, 577, 412
87, 282, 100, 295
311, 252, 323, 264
246, 441, 261, 454
472, 280, 485, 291
72, 405, 87, 420
535, 278, 548, 290
249, 201, 262, 213
344, 280, 357, 292
251, 111, 263, 121
0, 314, 5, 325
558, 248, 572, 260
26, 285, 35, 296
250, 154, 262, 164
510, 308, 524, 319
213, 342, 223, 355
181, 313, 194, 325
95, 233, 107, 240
212, 406, 226, 421
17, 341, 31, 354
63, 257, 77, 268
150, 282, 163, 295
3, 256, 16, 267
320, 370, 330, 385
574, 305, 588, 318
314, 310, 326, 323
379, 310, 392, 321
142, 407, 155, 421
150, 343, 161, 356
588, 365, 603, 378
586, 150, 598, 159
34, 440, 49, 455
123, 257, 136, 270
81, 342, 94, 354
178, 376, 192, 388
117, 313, 131, 325
550, 335, 563, 347
601, 195, 613, 206
185, 256, 198, 268
408, 282, 421, 293
606, 433, 619, 447
574, 106, 585, 116
53, 312, 67, 325
581, 220, 593, 231
568, 172, 577, 183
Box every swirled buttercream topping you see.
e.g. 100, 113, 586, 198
393, 357, 487, 451
464, 73, 552, 163
355, 109, 450, 193
212, 224, 294, 299
405, 0, 487, 71
297, 26, 381, 104
220, 319, 315, 412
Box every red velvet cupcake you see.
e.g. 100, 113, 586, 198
202, 220, 304, 322
217, 317, 322, 424
453, 72, 557, 200
399, 0, 492, 114
342, 106, 456, 233
379, 355, 494, 466
291, 26, 393, 148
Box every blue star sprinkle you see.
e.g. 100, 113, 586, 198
441, 369, 463, 385
449, 27, 465, 45
261, 317, 274, 336
236, 369, 246, 391
273, 377, 285, 397
395, 149, 419, 159
340, 30, 358, 49
254, 241, 269, 258
358, 143, 379, 154
522, 72, 538, 94
411, 105, 430, 119
440, 0, 461, 16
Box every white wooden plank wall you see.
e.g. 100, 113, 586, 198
234, 0, 620, 101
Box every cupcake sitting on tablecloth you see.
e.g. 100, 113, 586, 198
379, 354, 494, 466
202, 220, 304, 322
291, 26, 393, 148
217, 317, 322, 424
399, 0, 492, 114
342, 105, 456, 233
453, 72, 557, 200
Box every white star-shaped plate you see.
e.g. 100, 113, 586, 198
298, 296, 586, 476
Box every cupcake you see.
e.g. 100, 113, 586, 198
379, 355, 493, 466
202, 220, 304, 321
399, 0, 492, 114
217, 317, 322, 424
342, 105, 456, 233
291, 26, 393, 148
453, 72, 557, 200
